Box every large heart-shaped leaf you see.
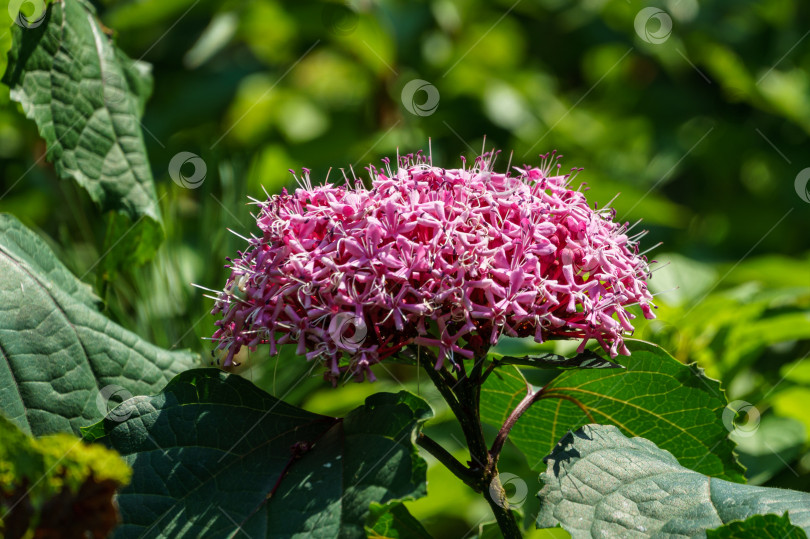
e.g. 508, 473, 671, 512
0, 213, 99, 308
536, 424, 810, 537
480, 341, 744, 482
0, 214, 196, 436
82, 369, 433, 539
3, 0, 163, 261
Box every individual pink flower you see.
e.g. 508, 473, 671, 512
210, 150, 656, 382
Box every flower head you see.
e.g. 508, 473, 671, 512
210, 150, 656, 382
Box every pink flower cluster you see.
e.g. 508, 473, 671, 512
211, 151, 655, 382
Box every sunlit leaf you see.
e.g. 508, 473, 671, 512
0, 214, 196, 436
536, 424, 810, 537
3, 0, 163, 265
481, 341, 744, 481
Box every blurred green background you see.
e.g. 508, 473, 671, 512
1, 0, 809, 536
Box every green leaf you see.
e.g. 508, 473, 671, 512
706, 513, 807, 539
772, 387, 810, 439
732, 415, 805, 485
723, 311, 810, 373
536, 424, 810, 537
97, 208, 165, 286
393, 346, 622, 372
0, 213, 196, 436
494, 349, 624, 370
0, 0, 18, 78
480, 341, 744, 482
0, 214, 99, 308
83, 369, 432, 539
2, 0, 163, 263
0, 414, 130, 538
646, 253, 717, 308
365, 502, 433, 539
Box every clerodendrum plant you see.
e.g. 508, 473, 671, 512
209, 149, 656, 537
3, 0, 809, 535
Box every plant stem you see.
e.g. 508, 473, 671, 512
418, 349, 524, 538
419, 357, 465, 420
487, 386, 546, 473
484, 474, 523, 539
416, 433, 482, 492
419, 353, 487, 470
452, 373, 489, 470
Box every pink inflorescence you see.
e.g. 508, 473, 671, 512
210, 150, 656, 383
